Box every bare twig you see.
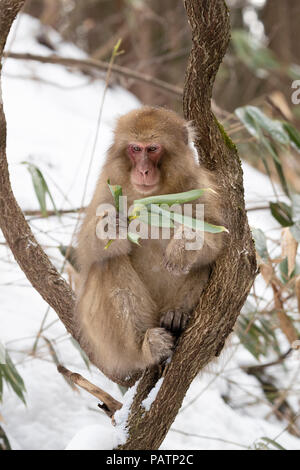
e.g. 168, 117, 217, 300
4, 51, 183, 97
57, 365, 122, 418
4, 51, 225, 117
242, 349, 292, 374
23, 207, 84, 217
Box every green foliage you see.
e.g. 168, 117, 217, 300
269, 202, 293, 227
134, 188, 212, 206
107, 179, 123, 212
251, 227, 269, 262
0, 424, 11, 451
235, 106, 300, 236
231, 30, 280, 75
253, 437, 286, 450
236, 301, 281, 360
0, 343, 26, 405
107, 184, 228, 247
22, 162, 60, 218
215, 118, 237, 151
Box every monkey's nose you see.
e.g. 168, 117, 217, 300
140, 169, 149, 176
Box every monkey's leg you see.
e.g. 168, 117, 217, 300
159, 267, 210, 336
76, 257, 174, 378
142, 327, 174, 364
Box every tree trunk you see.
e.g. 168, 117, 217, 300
118, 0, 257, 450
0, 0, 257, 450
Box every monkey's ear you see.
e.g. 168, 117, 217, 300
183, 122, 197, 145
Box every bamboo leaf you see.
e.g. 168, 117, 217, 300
235, 106, 289, 146
259, 437, 286, 451
127, 232, 141, 245
134, 207, 175, 228
270, 202, 293, 227
251, 227, 269, 261
22, 162, 60, 217
0, 353, 26, 405
0, 424, 11, 450
231, 30, 280, 74
134, 188, 213, 206
282, 122, 300, 153
150, 204, 228, 233
107, 179, 123, 212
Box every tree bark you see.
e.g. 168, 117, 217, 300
0, 0, 257, 450
117, 0, 257, 450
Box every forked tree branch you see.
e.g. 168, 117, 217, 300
116, 0, 257, 449
0, 0, 257, 450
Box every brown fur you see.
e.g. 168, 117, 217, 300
75, 107, 225, 381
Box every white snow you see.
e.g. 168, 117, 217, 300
0, 13, 300, 451
141, 377, 164, 412
113, 381, 140, 448
65, 424, 115, 450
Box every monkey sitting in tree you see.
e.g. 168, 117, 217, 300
75, 106, 225, 381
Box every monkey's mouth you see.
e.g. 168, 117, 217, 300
133, 183, 159, 194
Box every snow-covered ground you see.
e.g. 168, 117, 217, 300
1, 14, 300, 450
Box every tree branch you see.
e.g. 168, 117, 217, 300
4, 51, 183, 98
4, 51, 225, 117
0, 0, 257, 451
57, 365, 122, 419
117, 0, 257, 450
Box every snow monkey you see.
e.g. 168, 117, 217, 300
75, 106, 225, 381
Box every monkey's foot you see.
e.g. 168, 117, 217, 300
144, 327, 174, 364
160, 310, 189, 335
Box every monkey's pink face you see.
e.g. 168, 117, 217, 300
127, 142, 162, 194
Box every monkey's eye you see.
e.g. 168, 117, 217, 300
132, 145, 142, 152
147, 146, 158, 152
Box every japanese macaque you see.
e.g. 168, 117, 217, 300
75, 106, 225, 381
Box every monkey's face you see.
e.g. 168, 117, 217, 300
127, 142, 162, 195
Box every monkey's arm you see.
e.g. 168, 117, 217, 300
163, 229, 225, 275
163, 196, 225, 275
77, 205, 131, 273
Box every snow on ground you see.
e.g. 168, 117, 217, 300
0, 13, 300, 450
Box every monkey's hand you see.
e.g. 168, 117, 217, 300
160, 309, 189, 336
163, 225, 225, 274
96, 209, 128, 239
95, 210, 131, 257
163, 233, 200, 276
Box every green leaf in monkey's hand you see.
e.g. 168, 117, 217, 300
107, 179, 123, 213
